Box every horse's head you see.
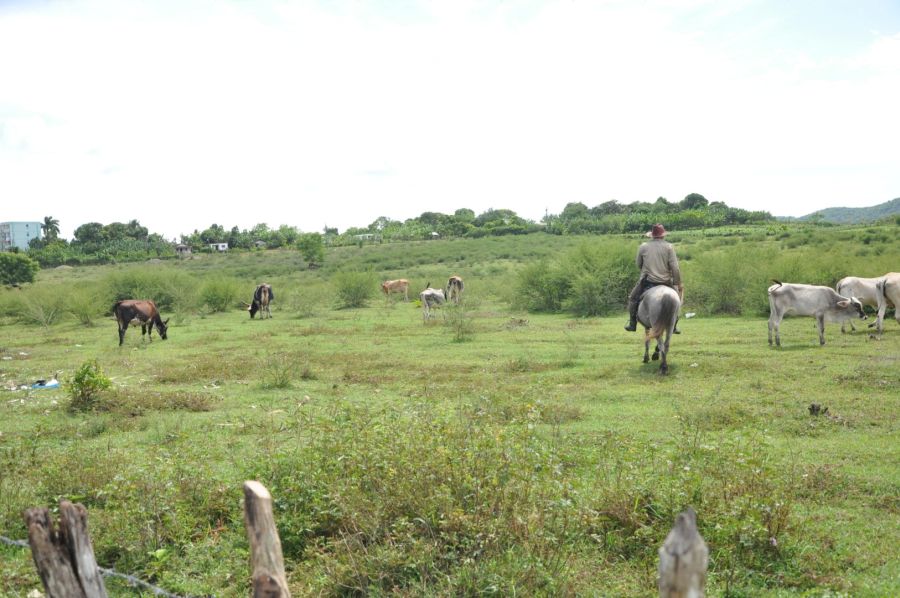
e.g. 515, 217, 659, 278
158, 318, 170, 340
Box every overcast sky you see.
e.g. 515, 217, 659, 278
1, 0, 899, 241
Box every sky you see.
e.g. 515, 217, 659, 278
1, 0, 899, 241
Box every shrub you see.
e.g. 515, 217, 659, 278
444, 303, 474, 342
17, 285, 68, 326
200, 276, 242, 313
67, 286, 103, 326
333, 271, 377, 309
0, 252, 39, 285
104, 268, 196, 312
68, 360, 112, 411
514, 260, 570, 312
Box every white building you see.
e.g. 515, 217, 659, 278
0, 222, 42, 251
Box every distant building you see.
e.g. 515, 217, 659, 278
175, 244, 192, 258
209, 242, 229, 252
0, 222, 42, 251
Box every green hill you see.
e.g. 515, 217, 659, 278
792, 197, 900, 224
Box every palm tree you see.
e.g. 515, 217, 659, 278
41, 216, 60, 241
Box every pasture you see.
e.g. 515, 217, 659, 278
1, 227, 898, 596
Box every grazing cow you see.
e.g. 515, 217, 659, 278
381, 279, 410, 301
835, 276, 886, 333
767, 281, 866, 347
249, 284, 274, 319
879, 272, 900, 329
420, 282, 445, 320
637, 285, 681, 374
446, 275, 464, 304
113, 300, 169, 346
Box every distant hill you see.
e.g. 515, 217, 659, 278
785, 198, 900, 224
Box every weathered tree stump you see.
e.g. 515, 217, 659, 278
658, 507, 708, 598
23, 500, 108, 598
243, 481, 291, 598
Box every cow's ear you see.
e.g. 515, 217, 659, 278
836, 300, 850, 308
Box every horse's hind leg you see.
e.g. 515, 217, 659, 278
643, 334, 650, 363
652, 340, 660, 361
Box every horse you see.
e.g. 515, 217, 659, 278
249, 283, 274, 319
637, 285, 681, 374
113, 300, 169, 346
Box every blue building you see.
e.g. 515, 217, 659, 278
0, 222, 43, 251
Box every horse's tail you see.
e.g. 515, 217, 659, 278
646, 292, 679, 341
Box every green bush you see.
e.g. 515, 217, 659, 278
104, 268, 196, 312
68, 359, 112, 411
333, 271, 377, 309
16, 285, 68, 326
67, 285, 104, 326
200, 276, 242, 313
0, 252, 39, 285
514, 260, 571, 312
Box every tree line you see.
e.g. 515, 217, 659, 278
4, 194, 772, 282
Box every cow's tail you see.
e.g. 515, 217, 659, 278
646, 293, 679, 341
111, 301, 123, 317
768, 279, 783, 295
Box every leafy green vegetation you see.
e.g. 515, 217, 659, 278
0, 224, 897, 596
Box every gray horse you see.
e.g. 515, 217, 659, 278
637, 285, 681, 374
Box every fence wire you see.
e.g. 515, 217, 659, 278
1, 534, 189, 598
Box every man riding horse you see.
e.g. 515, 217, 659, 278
625, 223, 683, 333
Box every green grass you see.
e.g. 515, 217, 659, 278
0, 226, 898, 596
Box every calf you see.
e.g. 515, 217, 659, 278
113, 300, 169, 346
446, 275, 464, 304
420, 283, 445, 320
835, 276, 886, 333
381, 279, 410, 301
767, 281, 865, 347
249, 284, 274, 319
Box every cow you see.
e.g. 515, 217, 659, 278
835, 276, 886, 333
879, 272, 900, 330
381, 279, 410, 302
249, 284, 274, 319
113, 300, 169, 346
767, 281, 866, 347
446, 275, 464, 304
420, 283, 445, 320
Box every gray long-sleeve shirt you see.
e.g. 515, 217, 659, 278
637, 238, 682, 286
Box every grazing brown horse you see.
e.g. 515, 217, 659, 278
113, 300, 169, 346
249, 283, 274, 319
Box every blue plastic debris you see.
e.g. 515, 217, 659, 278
31, 379, 60, 389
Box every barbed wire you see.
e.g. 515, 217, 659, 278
1, 534, 189, 598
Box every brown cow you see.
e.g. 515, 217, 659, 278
381, 279, 410, 301
447, 275, 464, 304
113, 300, 169, 346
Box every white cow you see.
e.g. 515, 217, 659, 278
767, 281, 866, 347
835, 276, 886, 333
420, 284, 445, 320
879, 272, 900, 329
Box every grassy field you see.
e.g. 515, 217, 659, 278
1, 227, 898, 596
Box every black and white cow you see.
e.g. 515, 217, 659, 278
767, 281, 866, 347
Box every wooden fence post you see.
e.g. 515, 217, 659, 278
23, 500, 108, 598
658, 507, 708, 598
243, 481, 291, 598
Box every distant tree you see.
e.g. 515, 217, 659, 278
593, 200, 623, 216
41, 216, 60, 241
296, 232, 324, 267
103, 222, 129, 241
125, 219, 149, 241
653, 197, 674, 212
0, 252, 40, 285
475, 208, 521, 227
560, 202, 589, 221
73, 222, 105, 245
200, 224, 227, 244
454, 208, 475, 222
680, 193, 709, 210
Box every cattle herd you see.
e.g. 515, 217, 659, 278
111, 271, 899, 374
